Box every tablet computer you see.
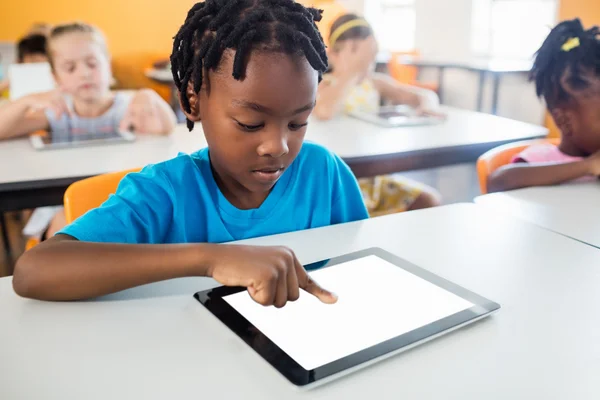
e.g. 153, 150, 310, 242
30, 129, 135, 150
194, 247, 500, 390
348, 105, 441, 127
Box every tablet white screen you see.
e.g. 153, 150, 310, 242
224, 254, 473, 371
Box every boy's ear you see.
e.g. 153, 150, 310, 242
179, 81, 202, 122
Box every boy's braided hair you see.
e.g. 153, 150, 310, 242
171, 0, 329, 130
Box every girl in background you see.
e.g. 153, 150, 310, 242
488, 19, 600, 192
315, 14, 442, 216
0, 22, 177, 240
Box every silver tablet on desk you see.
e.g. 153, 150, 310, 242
30, 129, 135, 151
348, 105, 442, 127
194, 247, 500, 390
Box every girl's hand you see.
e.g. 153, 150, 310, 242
415, 106, 447, 120
585, 149, 600, 176
24, 90, 70, 118
120, 89, 168, 135
207, 245, 338, 308
329, 37, 378, 81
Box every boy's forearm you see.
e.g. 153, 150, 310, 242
12, 235, 218, 301
487, 160, 592, 193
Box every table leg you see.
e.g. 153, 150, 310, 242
476, 71, 486, 112
491, 73, 501, 115
437, 67, 446, 104
1, 212, 12, 264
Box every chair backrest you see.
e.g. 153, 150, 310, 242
64, 168, 141, 224
388, 51, 420, 84
476, 138, 560, 194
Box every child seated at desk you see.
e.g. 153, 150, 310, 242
0, 33, 49, 96
488, 19, 600, 193
13, 0, 368, 304
0, 22, 177, 240
314, 14, 442, 216
0, 22, 176, 140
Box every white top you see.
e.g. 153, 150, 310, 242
0, 107, 546, 187
475, 182, 600, 248
1, 204, 599, 399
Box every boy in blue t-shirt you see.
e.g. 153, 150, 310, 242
13, 0, 369, 305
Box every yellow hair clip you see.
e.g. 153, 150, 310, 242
561, 37, 580, 52
329, 19, 371, 48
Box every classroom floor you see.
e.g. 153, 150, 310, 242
0, 163, 481, 278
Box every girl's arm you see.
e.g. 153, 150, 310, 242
0, 91, 64, 140
13, 235, 336, 305
487, 157, 597, 193
371, 73, 442, 115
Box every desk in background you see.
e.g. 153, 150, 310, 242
1, 204, 599, 398
475, 182, 600, 249
0, 108, 547, 213
389, 55, 533, 115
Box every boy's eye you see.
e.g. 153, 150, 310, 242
236, 121, 264, 132
289, 122, 308, 131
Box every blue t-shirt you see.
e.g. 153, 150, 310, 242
60, 142, 368, 244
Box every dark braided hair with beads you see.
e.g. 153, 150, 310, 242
170, 0, 329, 130
530, 18, 600, 109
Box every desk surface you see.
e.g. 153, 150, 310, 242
475, 182, 600, 248
0, 107, 545, 189
1, 204, 599, 399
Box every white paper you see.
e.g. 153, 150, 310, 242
224, 254, 473, 371
9, 62, 55, 100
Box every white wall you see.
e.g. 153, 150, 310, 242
347, 0, 547, 125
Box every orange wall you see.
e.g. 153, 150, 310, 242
0, 0, 339, 57
546, 0, 600, 137
0, 0, 195, 58
558, 0, 600, 26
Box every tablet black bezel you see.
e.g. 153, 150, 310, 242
193, 247, 500, 387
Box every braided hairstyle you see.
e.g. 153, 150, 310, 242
530, 18, 600, 109
171, 0, 329, 130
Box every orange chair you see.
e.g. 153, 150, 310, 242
64, 168, 141, 224
476, 138, 560, 195
24, 168, 140, 251
388, 51, 439, 93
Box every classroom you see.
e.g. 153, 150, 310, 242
0, 0, 599, 397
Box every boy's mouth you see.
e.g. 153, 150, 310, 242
251, 166, 285, 183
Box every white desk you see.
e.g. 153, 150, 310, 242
475, 182, 600, 248
0, 108, 546, 212
1, 204, 599, 399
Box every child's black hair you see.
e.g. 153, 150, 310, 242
329, 13, 373, 45
530, 18, 600, 109
17, 34, 48, 62
171, 0, 329, 130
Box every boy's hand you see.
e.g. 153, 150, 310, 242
207, 245, 338, 308
24, 90, 69, 118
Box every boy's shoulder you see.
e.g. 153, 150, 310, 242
297, 141, 341, 166
132, 148, 209, 185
